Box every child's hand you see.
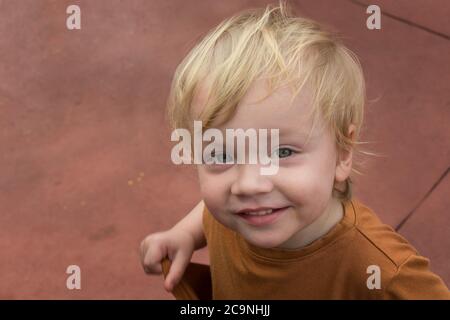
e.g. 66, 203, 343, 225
140, 228, 195, 292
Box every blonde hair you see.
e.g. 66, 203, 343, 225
167, 1, 378, 201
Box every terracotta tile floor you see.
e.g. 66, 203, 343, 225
0, 0, 448, 299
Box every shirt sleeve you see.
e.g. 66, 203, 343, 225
384, 254, 450, 299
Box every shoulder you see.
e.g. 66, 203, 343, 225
350, 199, 417, 270
347, 199, 450, 299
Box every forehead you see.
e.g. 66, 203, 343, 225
192, 78, 323, 138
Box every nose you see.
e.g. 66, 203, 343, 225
230, 164, 274, 196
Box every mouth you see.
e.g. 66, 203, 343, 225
236, 206, 290, 226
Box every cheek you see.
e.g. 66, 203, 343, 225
275, 163, 334, 204
197, 168, 229, 213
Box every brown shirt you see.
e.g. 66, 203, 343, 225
202, 198, 450, 299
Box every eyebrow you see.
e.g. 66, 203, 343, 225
278, 127, 313, 138
278, 127, 318, 146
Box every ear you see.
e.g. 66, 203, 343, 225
335, 124, 356, 183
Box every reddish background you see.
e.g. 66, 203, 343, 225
0, 0, 448, 299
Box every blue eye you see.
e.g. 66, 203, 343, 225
205, 151, 234, 164
215, 152, 234, 164
273, 147, 297, 159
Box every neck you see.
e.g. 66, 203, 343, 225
278, 197, 344, 250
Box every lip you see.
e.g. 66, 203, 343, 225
236, 206, 289, 226
235, 206, 280, 215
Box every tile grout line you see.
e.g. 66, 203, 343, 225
345, 0, 450, 229
395, 166, 450, 231
348, 0, 450, 41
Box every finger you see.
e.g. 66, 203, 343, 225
143, 243, 165, 274
164, 250, 190, 292
143, 264, 161, 274
139, 240, 147, 262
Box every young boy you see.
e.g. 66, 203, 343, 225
140, 2, 449, 299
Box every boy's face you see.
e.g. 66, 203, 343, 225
194, 79, 353, 249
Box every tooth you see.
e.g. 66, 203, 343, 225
243, 209, 274, 216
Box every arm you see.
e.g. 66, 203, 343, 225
384, 254, 450, 299
171, 200, 207, 251
140, 200, 207, 292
